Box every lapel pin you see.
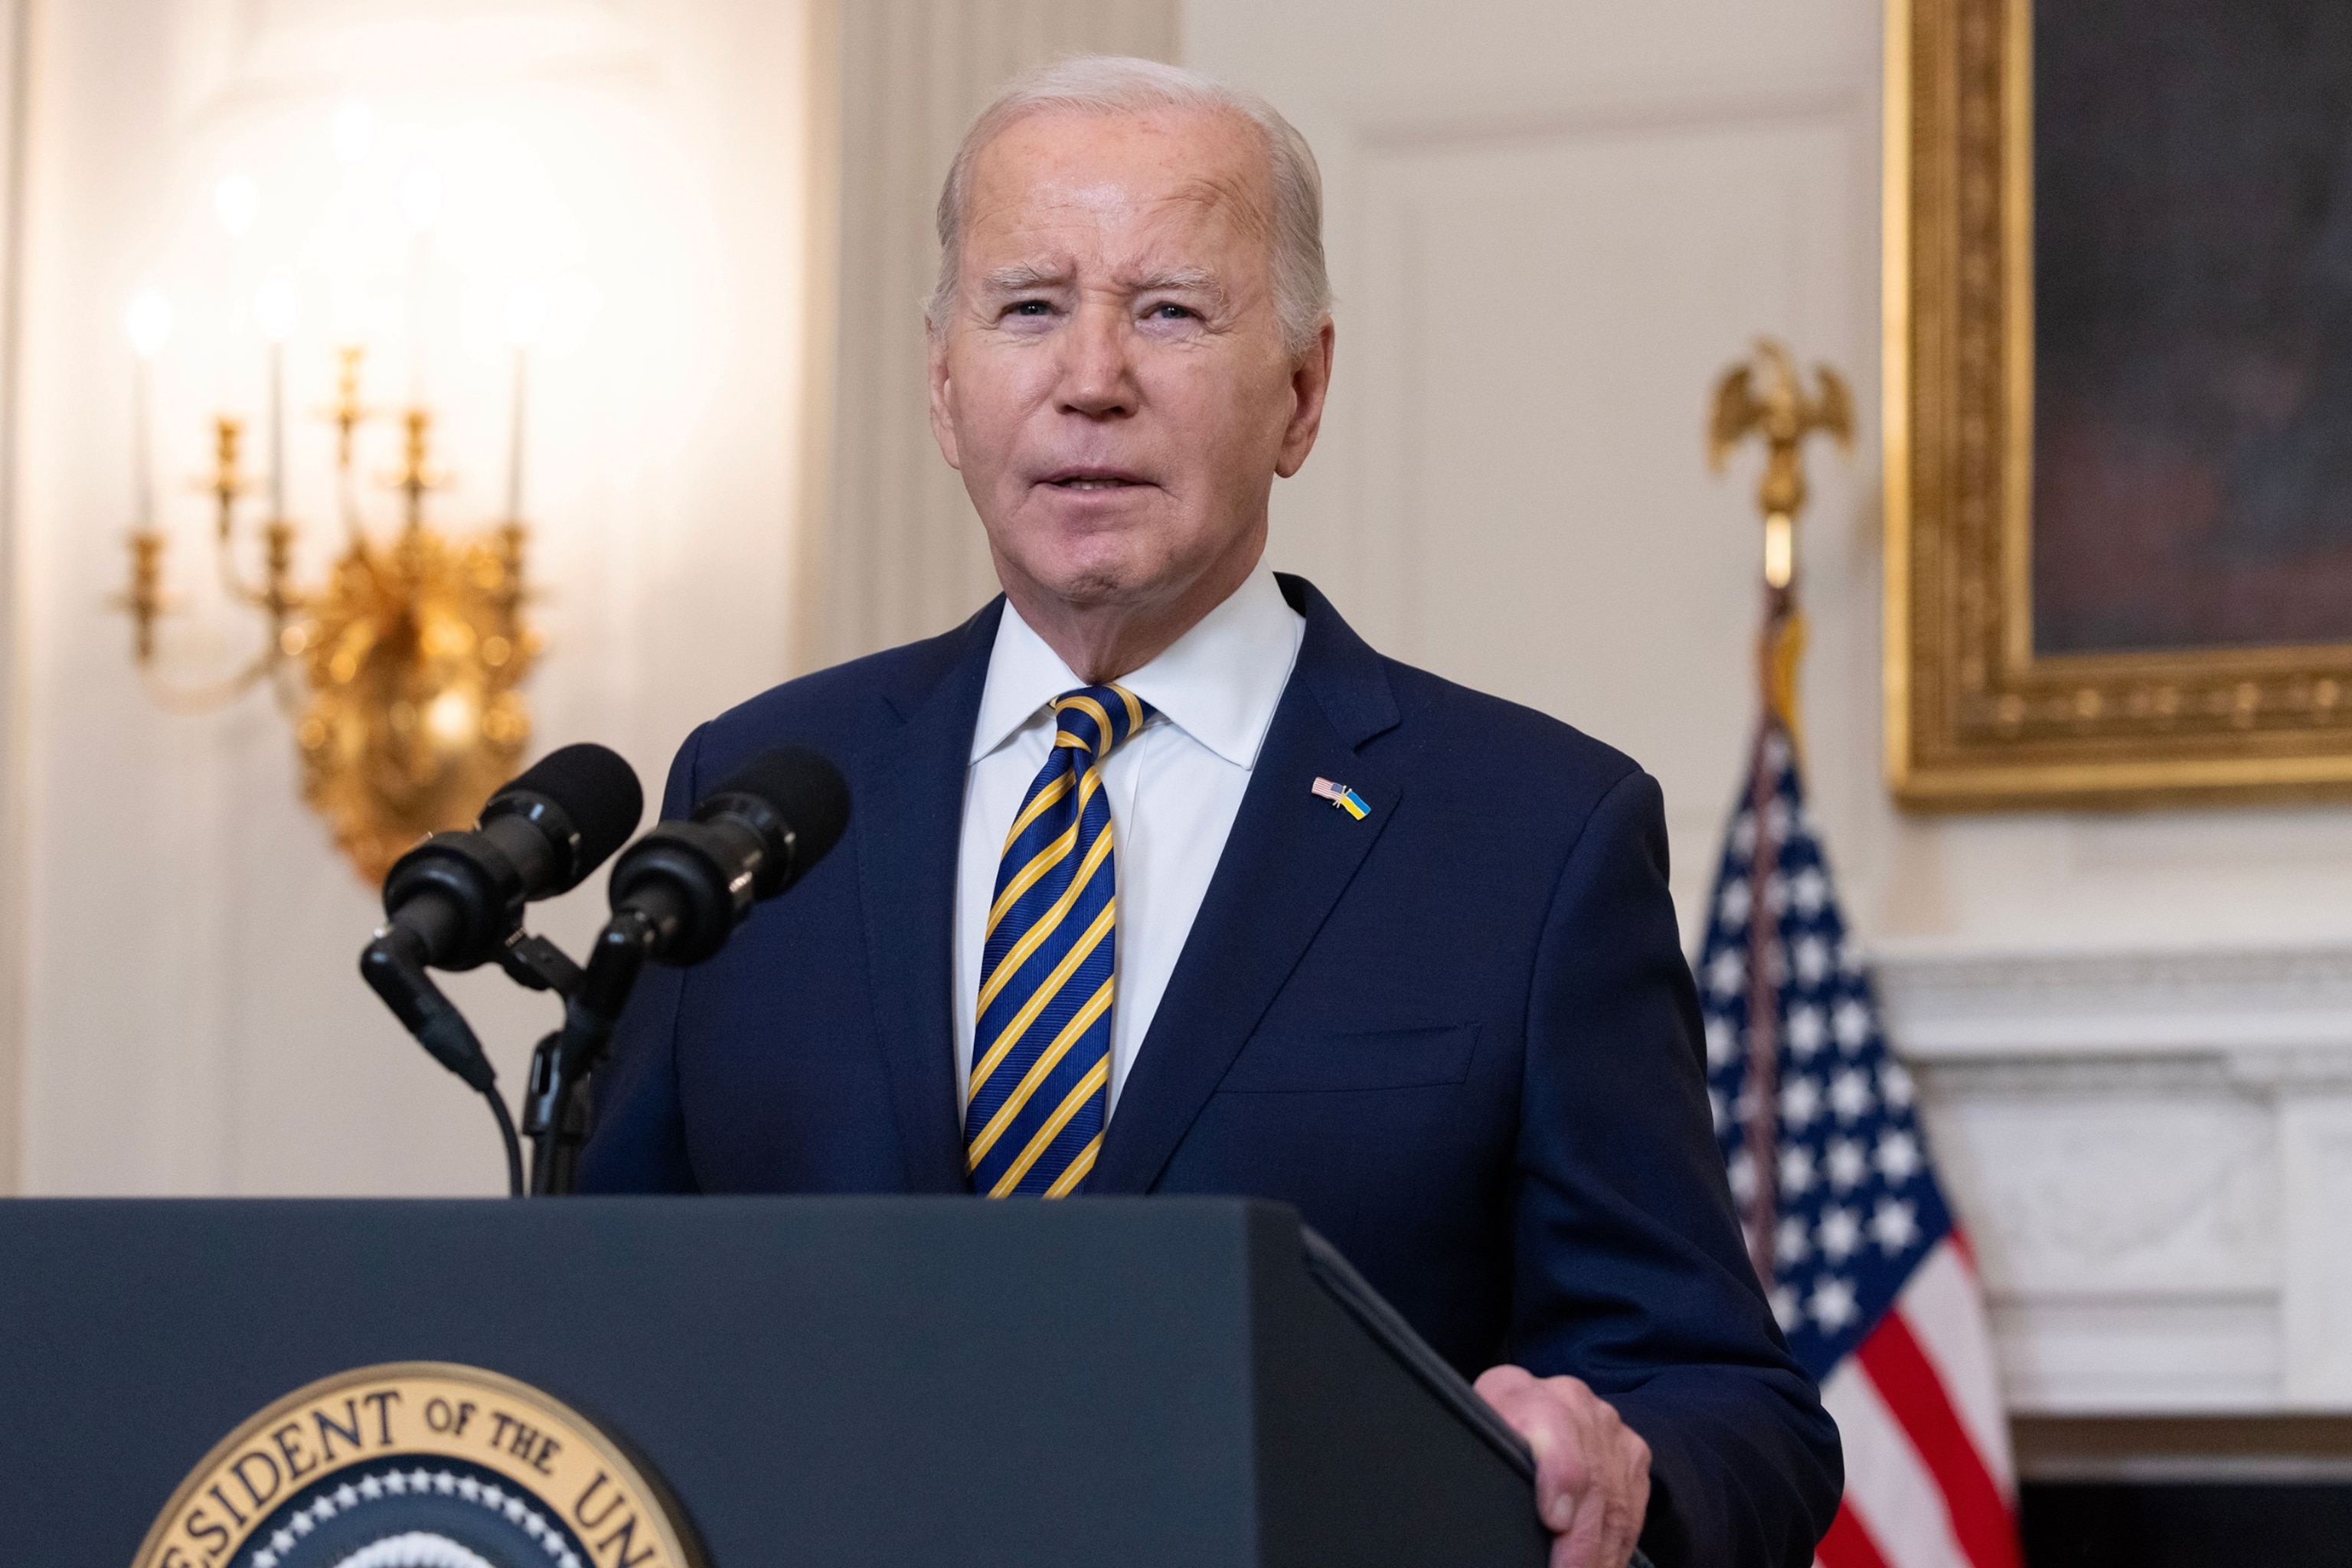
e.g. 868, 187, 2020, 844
1311, 777, 1370, 820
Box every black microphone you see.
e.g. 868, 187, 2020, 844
358, 744, 643, 1195
375, 743, 645, 972
603, 746, 852, 966
521, 746, 850, 1195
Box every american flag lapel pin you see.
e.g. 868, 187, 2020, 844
1310, 777, 1370, 820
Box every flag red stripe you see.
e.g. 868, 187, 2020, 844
1816, 1501, 1893, 1568
1946, 1226, 1978, 1275
1855, 1312, 2023, 1568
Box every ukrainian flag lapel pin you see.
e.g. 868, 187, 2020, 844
1311, 777, 1370, 820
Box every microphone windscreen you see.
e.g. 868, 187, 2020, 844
492, 743, 645, 882
704, 746, 852, 880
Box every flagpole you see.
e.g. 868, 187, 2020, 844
1707, 337, 1853, 1287
1739, 721, 1785, 1286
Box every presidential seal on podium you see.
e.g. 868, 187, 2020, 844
130, 1362, 698, 1568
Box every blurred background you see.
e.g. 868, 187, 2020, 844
2, 2, 2348, 1560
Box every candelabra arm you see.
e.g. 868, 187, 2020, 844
134, 639, 282, 717
115, 514, 291, 717
113, 531, 167, 664
325, 348, 375, 545
214, 524, 274, 610
252, 518, 305, 618
198, 416, 248, 540
195, 412, 290, 616
379, 408, 447, 537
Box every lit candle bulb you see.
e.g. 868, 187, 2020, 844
214, 174, 259, 240
332, 100, 374, 166
501, 282, 549, 524
255, 269, 302, 521
123, 289, 173, 531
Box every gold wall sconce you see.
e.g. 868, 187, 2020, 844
117, 297, 541, 883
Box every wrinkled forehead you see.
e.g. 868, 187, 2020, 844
961, 106, 1275, 270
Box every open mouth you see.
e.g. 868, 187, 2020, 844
1042, 469, 1148, 491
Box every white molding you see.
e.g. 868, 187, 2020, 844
1991, 1292, 2280, 1414
1876, 942, 2352, 1067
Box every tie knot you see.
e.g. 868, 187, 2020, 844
1052, 684, 1152, 763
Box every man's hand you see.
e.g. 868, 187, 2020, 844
1475, 1365, 1651, 1568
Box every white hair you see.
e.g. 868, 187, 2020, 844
926, 55, 1331, 357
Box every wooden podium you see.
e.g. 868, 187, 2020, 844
0, 1196, 1556, 1566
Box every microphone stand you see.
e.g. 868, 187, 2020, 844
522, 909, 661, 1195
359, 925, 586, 1198
363, 902, 654, 1199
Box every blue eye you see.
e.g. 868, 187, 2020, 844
1010, 300, 1050, 316
1151, 303, 1194, 320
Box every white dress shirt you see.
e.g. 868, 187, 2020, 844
952, 568, 1305, 1117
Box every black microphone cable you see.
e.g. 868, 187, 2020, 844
361, 924, 525, 1195
485, 1080, 524, 1198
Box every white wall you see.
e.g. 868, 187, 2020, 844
9, 0, 823, 1194
1185, 0, 2352, 1419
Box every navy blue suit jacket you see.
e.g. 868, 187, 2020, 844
580, 576, 1841, 1565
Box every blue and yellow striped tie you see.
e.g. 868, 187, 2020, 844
965, 683, 1152, 1197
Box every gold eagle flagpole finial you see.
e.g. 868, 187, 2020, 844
1707, 338, 1853, 742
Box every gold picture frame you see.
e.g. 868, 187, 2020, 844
1885, 0, 2352, 808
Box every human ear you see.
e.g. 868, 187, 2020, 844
926, 322, 963, 472
1275, 317, 1335, 479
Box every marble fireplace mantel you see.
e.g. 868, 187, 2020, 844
1877, 942, 2352, 1416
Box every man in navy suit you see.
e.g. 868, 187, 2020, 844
581, 55, 1839, 1568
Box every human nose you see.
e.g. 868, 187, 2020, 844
1054, 296, 1136, 418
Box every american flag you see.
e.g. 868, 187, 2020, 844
1696, 724, 2023, 1568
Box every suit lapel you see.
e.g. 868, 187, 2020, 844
855, 600, 1002, 1192
1092, 578, 1403, 1194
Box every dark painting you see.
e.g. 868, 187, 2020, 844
2034, 0, 2352, 654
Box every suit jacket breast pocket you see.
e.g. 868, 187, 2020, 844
1217, 1024, 1479, 1093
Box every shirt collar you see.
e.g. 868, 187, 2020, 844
969, 569, 1305, 769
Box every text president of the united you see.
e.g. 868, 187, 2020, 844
580, 55, 1841, 1567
